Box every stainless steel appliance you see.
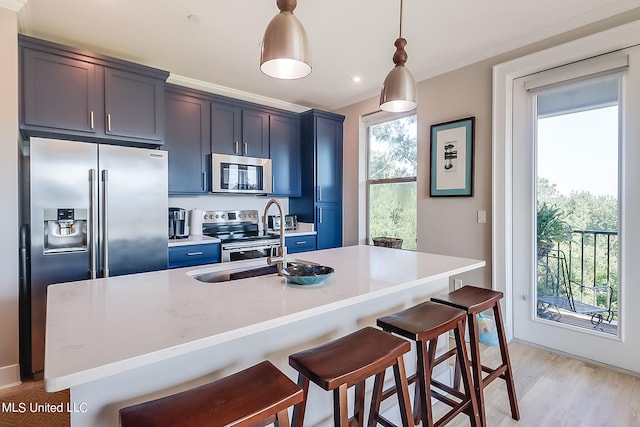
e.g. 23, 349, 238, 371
19, 137, 168, 379
168, 207, 188, 239
202, 209, 280, 262
210, 153, 272, 194
267, 214, 298, 231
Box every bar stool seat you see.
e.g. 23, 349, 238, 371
289, 326, 413, 427
377, 301, 480, 427
119, 360, 303, 427
431, 285, 520, 426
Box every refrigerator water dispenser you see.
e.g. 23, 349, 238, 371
43, 208, 87, 254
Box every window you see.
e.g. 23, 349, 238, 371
366, 114, 417, 250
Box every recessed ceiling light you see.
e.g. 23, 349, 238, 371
352, 76, 362, 83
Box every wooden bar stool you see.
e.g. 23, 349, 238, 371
288, 326, 413, 427
119, 360, 303, 427
431, 285, 520, 427
377, 301, 480, 427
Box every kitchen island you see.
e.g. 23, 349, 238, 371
45, 245, 484, 426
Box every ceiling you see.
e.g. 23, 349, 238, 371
15, 0, 640, 112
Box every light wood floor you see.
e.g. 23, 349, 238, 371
432, 340, 640, 426
0, 341, 638, 426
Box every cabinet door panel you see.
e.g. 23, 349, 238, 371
211, 102, 242, 155
242, 109, 269, 158
104, 68, 164, 141
316, 204, 342, 250
165, 92, 209, 194
22, 49, 97, 133
316, 118, 342, 203
269, 114, 300, 196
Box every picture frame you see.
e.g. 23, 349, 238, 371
429, 116, 475, 197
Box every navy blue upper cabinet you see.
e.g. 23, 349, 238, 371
104, 68, 164, 141
316, 117, 343, 203
269, 113, 301, 197
21, 48, 98, 135
289, 109, 345, 250
165, 85, 210, 194
19, 35, 168, 146
211, 100, 269, 158
242, 109, 269, 158
210, 101, 242, 155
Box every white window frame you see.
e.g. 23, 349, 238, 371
363, 111, 417, 247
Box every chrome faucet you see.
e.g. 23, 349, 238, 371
263, 198, 287, 275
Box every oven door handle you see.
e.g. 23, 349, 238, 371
222, 243, 280, 252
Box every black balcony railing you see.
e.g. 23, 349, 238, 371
539, 229, 618, 324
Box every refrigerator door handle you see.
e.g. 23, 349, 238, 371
101, 169, 109, 278
89, 169, 98, 279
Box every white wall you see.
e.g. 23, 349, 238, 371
0, 5, 20, 390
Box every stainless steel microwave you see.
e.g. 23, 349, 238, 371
211, 153, 273, 194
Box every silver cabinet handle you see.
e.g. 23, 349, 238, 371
244, 142, 248, 155
319, 207, 323, 224
107, 113, 112, 132
296, 241, 307, 245
101, 169, 109, 278
234, 141, 239, 154
187, 251, 204, 256
90, 111, 94, 130
318, 186, 323, 201
89, 169, 98, 279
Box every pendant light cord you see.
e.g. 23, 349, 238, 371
399, 0, 403, 38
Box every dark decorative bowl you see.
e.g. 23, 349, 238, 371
281, 263, 334, 285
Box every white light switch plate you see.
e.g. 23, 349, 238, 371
477, 210, 486, 223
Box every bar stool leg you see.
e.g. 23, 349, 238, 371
275, 408, 291, 427
415, 337, 437, 427
392, 355, 413, 427
494, 302, 520, 421
354, 381, 366, 427
453, 319, 481, 427
368, 371, 386, 427
292, 374, 310, 427
467, 310, 486, 427
332, 384, 350, 427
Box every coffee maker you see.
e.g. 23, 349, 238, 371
168, 207, 188, 239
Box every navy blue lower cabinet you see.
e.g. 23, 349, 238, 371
285, 235, 317, 254
168, 243, 220, 268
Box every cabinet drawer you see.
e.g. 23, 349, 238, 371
285, 235, 317, 254
168, 243, 220, 268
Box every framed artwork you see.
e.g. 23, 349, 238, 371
429, 116, 475, 197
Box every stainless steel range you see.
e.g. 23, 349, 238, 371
202, 209, 281, 262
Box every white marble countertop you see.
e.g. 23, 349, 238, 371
167, 235, 220, 247
44, 245, 484, 392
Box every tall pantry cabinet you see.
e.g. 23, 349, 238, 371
290, 109, 345, 250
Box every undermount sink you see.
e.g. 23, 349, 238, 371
189, 260, 334, 285
191, 264, 279, 283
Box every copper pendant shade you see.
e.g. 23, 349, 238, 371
260, 0, 311, 80
380, 0, 417, 112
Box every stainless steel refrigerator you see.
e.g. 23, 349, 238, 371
19, 137, 168, 378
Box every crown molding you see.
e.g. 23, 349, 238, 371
166, 74, 310, 114
0, 0, 26, 12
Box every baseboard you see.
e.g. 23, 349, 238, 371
0, 364, 21, 391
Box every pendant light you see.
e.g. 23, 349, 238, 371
379, 0, 417, 112
260, 0, 311, 79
